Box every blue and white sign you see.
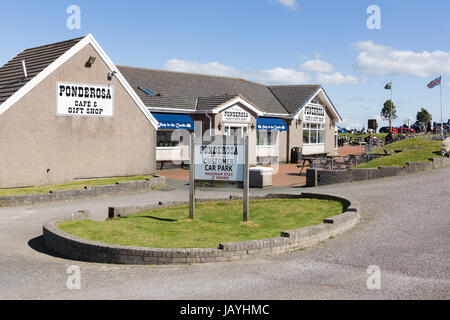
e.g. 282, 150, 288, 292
152, 113, 194, 130
257, 118, 287, 131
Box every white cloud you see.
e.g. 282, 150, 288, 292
252, 67, 312, 84
301, 59, 335, 73
165, 59, 239, 77
165, 59, 357, 85
316, 72, 359, 85
275, 0, 298, 10
314, 52, 323, 59
165, 59, 311, 84
353, 41, 450, 77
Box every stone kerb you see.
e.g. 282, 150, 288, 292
43, 193, 360, 265
0, 176, 165, 207
306, 158, 449, 187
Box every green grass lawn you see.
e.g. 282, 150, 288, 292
59, 198, 344, 249
357, 137, 443, 168
0, 175, 155, 197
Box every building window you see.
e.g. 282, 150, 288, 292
157, 131, 180, 147
303, 123, 325, 144
257, 131, 277, 146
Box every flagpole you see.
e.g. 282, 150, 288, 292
390, 81, 393, 133
441, 76, 444, 137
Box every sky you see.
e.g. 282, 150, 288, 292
1, 0, 449, 129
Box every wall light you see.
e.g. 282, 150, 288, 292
218, 123, 222, 131
108, 71, 117, 81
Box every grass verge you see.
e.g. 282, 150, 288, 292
59, 198, 344, 249
357, 137, 443, 168
0, 175, 155, 197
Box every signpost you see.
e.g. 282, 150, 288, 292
189, 133, 249, 222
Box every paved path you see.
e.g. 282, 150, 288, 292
157, 146, 366, 188
0, 168, 449, 300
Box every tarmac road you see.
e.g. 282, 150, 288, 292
0, 168, 449, 300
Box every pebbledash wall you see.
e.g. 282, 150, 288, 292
0, 41, 157, 188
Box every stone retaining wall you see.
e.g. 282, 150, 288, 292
43, 193, 359, 265
0, 176, 165, 207
306, 158, 450, 187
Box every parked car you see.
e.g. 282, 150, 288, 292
397, 127, 415, 134
379, 127, 398, 134
411, 124, 422, 133
433, 124, 449, 133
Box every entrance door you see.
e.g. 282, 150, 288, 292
224, 125, 248, 138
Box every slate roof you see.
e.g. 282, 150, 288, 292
196, 95, 239, 111
0, 36, 340, 121
268, 85, 322, 115
0, 37, 84, 105
118, 66, 289, 114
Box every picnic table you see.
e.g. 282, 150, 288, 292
296, 154, 349, 175
296, 156, 315, 176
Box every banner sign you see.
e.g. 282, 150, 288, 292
194, 143, 244, 182
222, 105, 250, 123
57, 82, 114, 117
303, 105, 325, 123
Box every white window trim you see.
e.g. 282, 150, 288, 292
294, 88, 342, 123
303, 121, 325, 145
156, 146, 181, 150
212, 96, 264, 117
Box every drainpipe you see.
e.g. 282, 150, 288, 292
205, 113, 213, 137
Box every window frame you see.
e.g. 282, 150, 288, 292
257, 130, 278, 147
156, 130, 181, 149
303, 122, 325, 145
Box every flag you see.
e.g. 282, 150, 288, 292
385, 82, 392, 90
427, 76, 441, 89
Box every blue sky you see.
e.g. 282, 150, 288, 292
1, 0, 449, 128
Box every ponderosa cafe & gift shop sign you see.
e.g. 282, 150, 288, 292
57, 82, 114, 117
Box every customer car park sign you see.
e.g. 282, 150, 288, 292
189, 134, 250, 222
194, 143, 244, 182
57, 82, 114, 117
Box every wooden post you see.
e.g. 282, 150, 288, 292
189, 132, 195, 219
243, 134, 249, 222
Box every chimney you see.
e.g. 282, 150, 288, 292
21, 60, 28, 79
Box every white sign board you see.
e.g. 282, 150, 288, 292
194, 143, 244, 182
304, 105, 325, 123
57, 82, 114, 117
222, 105, 250, 123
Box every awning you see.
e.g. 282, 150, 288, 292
257, 118, 288, 131
152, 113, 194, 131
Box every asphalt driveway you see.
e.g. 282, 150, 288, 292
0, 167, 449, 300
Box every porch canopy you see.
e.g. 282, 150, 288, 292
257, 117, 288, 131
152, 113, 194, 131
